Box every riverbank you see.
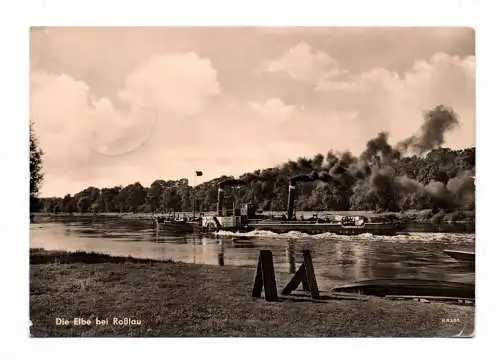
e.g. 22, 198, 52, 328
30, 249, 474, 337
31, 209, 476, 233
31, 209, 476, 221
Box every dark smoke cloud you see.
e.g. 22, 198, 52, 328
219, 179, 246, 188
446, 170, 475, 207
308, 171, 333, 182
328, 151, 356, 176
234, 104, 472, 212
239, 173, 261, 182
290, 174, 316, 183
325, 151, 339, 168
345, 106, 471, 211
395, 172, 475, 210
289, 170, 333, 184
361, 132, 401, 165
398, 105, 460, 155
424, 180, 456, 209
395, 175, 421, 193
368, 167, 400, 212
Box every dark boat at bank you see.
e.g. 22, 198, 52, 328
200, 176, 405, 236
443, 249, 475, 263
331, 278, 474, 299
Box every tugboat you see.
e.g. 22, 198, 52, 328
201, 176, 404, 236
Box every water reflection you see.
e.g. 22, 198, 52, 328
285, 239, 296, 274
231, 239, 256, 248
30, 217, 475, 289
218, 240, 224, 266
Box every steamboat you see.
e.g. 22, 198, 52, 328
199, 176, 405, 236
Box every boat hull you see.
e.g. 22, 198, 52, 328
248, 221, 402, 236
154, 219, 200, 233
443, 250, 475, 262
332, 278, 475, 299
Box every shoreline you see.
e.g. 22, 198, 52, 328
30, 210, 476, 234
30, 249, 475, 337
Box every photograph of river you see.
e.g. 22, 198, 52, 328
28, 26, 476, 338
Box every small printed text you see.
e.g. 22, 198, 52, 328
441, 318, 461, 324
55, 317, 142, 326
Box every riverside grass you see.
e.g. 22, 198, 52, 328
30, 249, 474, 337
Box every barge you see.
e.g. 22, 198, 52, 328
152, 214, 200, 233
247, 217, 402, 236
200, 176, 404, 236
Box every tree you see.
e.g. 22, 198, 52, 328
62, 194, 77, 213
129, 182, 146, 212
77, 196, 93, 213
117, 182, 146, 213
147, 180, 168, 213
30, 121, 44, 212
163, 187, 182, 212
99, 187, 121, 212
73, 187, 100, 213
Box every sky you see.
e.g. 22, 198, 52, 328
30, 27, 475, 197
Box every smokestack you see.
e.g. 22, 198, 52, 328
287, 181, 296, 221
217, 187, 224, 216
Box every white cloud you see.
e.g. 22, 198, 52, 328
264, 44, 475, 148
333, 53, 476, 144
31, 52, 221, 196
247, 98, 298, 121
263, 42, 347, 86
118, 52, 220, 116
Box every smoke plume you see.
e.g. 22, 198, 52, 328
398, 105, 460, 155
361, 132, 401, 165
233, 104, 472, 213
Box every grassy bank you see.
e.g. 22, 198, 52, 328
30, 249, 474, 337
29, 248, 172, 265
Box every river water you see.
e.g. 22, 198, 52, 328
30, 217, 475, 291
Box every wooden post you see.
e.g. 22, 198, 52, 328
282, 250, 319, 299
302, 269, 310, 291
218, 253, 224, 266
282, 263, 306, 294
302, 250, 319, 299
251, 250, 278, 301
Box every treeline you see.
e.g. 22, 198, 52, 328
39, 146, 475, 215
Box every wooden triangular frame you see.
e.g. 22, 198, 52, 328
251, 250, 278, 301
282, 250, 320, 299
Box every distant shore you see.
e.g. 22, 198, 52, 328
30, 249, 474, 337
31, 208, 475, 233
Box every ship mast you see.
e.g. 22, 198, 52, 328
193, 170, 203, 219
193, 173, 196, 219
